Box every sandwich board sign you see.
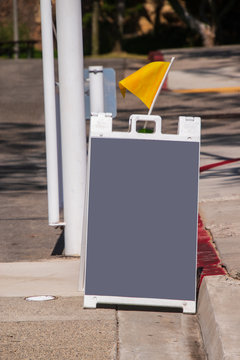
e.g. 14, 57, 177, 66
80, 113, 200, 313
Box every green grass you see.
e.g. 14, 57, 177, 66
85, 51, 147, 60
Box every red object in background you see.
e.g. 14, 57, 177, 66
200, 158, 240, 173
148, 51, 168, 90
197, 215, 226, 288
148, 51, 165, 62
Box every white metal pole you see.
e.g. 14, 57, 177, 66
40, 0, 60, 224
148, 57, 175, 116
89, 66, 104, 114
56, 0, 87, 256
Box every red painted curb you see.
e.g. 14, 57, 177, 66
197, 215, 226, 287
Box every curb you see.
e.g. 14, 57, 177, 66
198, 276, 225, 360
198, 275, 240, 360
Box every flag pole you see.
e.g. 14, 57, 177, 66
143, 57, 175, 129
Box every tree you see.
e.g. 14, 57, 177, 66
113, 0, 125, 52
167, 0, 239, 46
91, 0, 99, 55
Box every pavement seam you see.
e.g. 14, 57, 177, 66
206, 227, 226, 267
115, 307, 120, 360
208, 227, 228, 270
205, 226, 240, 281
196, 316, 208, 360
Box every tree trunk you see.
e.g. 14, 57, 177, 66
153, 0, 164, 36
91, 0, 99, 55
168, 0, 215, 47
113, 0, 125, 52
13, 0, 19, 58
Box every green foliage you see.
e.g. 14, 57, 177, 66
214, 0, 240, 44
32, 49, 43, 59
82, 0, 118, 55
82, 0, 240, 55
0, 23, 13, 41
99, 21, 116, 53
19, 23, 30, 40
125, 3, 144, 14
176, 0, 240, 45
0, 21, 30, 41
82, 12, 92, 27
101, 1, 115, 13
0, 21, 38, 59
124, 2, 148, 35
123, 25, 202, 54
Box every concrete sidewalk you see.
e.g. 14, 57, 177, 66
0, 260, 206, 359
1, 45, 240, 359
163, 45, 240, 92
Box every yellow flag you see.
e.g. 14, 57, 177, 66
119, 61, 170, 109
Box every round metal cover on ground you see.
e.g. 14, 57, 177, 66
25, 295, 56, 301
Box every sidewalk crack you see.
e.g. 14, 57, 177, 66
115, 306, 120, 360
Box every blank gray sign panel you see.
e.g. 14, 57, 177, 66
85, 137, 199, 301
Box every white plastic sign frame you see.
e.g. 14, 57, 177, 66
80, 113, 201, 314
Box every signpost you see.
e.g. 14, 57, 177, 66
84, 68, 117, 119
